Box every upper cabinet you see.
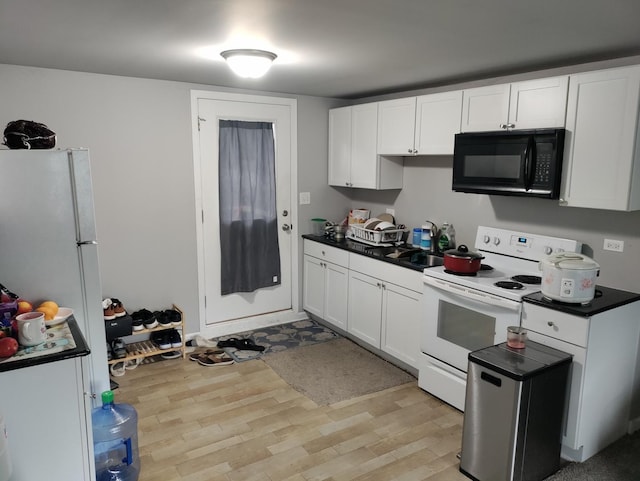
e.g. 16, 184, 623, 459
415, 91, 463, 155
377, 97, 417, 155
329, 104, 403, 189
461, 76, 569, 132
376, 91, 463, 156
560, 65, 640, 211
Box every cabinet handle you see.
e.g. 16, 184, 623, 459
500, 123, 507, 129
376, 282, 382, 288
408, 148, 413, 154
84, 392, 97, 399
547, 321, 555, 327
413, 149, 418, 154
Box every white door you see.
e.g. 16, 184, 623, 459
194, 93, 296, 325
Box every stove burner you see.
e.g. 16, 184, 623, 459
512, 275, 542, 285
495, 280, 524, 290
480, 264, 494, 271
444, 269, 477, 277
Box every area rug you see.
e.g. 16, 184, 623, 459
200, 318, 339, 362
262, 337, 416, 405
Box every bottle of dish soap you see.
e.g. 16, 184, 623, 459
438, 222, 456, 252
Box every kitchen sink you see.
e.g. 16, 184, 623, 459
364, 245, 444, 268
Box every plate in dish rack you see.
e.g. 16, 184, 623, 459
45, 307, 74, 327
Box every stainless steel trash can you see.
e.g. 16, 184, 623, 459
460, 341, 572, 481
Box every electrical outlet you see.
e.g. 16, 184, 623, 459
299, 192, 311, 205
603, 238, 624, 252
386, 208, 395, 216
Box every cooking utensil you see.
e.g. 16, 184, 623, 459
443, 244, 484, 274
539, 253, 600, 304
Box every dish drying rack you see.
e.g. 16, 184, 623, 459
347, 224, 405, 246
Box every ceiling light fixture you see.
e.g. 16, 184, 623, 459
220, 49, 277, 79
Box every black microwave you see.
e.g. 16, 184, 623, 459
452, 128, 566, 198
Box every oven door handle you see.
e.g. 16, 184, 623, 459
423, 276, 522, 311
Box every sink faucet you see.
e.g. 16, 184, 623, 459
424, 220, 438, 254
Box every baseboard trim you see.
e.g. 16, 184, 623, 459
628, 416, 640, 434
189, 310, 308, 341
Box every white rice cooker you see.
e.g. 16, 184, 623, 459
539, 253, 600, 304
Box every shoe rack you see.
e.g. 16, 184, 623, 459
107, 304, 186, 366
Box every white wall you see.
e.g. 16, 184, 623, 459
0, 63, 343, 335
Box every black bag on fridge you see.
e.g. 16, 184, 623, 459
3, 120, 57, 149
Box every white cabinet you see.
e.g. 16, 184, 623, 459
328, 104, 403, 189
461, 76, 568, 132
414, 90, 463, 155
522, 300, 640, 462
0, 357, 93, 480
348, 270, 384, 347
560, 65, 640, 211
348, 254, 422, 368
376, 92, 463, 156
303, 240, 349, 330
377, 97, 417, 155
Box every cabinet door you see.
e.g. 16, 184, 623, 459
377, 97, 417, 155
1, 358, 92, 480
328, 106, 352, 187
461, 84, 510, 132
324, 262, 349, 330
414, 90, 462, 155
303, 254, 325, 318
350, 103, 379, 188
348, 270, 382, 348
561, 66, 640, 210
381, 282, 421, 368
509, 76, 568, 129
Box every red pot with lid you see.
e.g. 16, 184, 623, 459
443, 244, 484, 274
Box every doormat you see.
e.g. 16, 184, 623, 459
203, 318, 339, 362
263, 337, 416, 405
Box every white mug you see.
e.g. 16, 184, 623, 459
16, 312, 47, 347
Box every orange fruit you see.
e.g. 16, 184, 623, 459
39, 301, 59, 316
16, 300, 33, 314
36, 306, 56, 321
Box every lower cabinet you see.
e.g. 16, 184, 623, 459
348, 269, 421, 368
522, 301, 640, 462
0, 357, 93, 480
303, 240, 349, 331
303, 239, 422, 369
347, 253, 422, 369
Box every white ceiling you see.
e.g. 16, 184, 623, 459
1, 0, 640, 99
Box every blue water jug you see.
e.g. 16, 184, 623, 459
92, 390, 140, 481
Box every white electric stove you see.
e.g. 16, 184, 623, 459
419, 226, 582, 411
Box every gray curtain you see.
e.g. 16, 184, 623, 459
218, 120, 281, 295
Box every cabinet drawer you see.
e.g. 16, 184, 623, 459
304, 240, 349, 267
522, 303, 589, 347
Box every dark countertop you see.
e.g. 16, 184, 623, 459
0, 317, 90, 373
302, 234, 441, 272
523, 285, 640, 317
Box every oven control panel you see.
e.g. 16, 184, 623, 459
475, 226, 582, 261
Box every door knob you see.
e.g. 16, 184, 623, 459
281, 224, 291, 232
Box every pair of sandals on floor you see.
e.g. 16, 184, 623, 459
189, 337, 264, 366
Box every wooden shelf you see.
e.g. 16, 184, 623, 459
108, 304, 186, 365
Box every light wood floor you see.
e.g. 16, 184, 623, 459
114, 353, 468, 481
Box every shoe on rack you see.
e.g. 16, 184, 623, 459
164, 309, 182, 326
142, 310, 158, 329
169, 329, 182, 348
106, 342, 113, 361
155, 311, 171, 328
151, 330, 171, 350
130, 310, 145, 332
102, 298, 116, 321
110, 298, 126, 317
111, 338, 127, 359
161, 351, 181, 360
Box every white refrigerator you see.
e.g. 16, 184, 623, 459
0, 148, 109, 480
